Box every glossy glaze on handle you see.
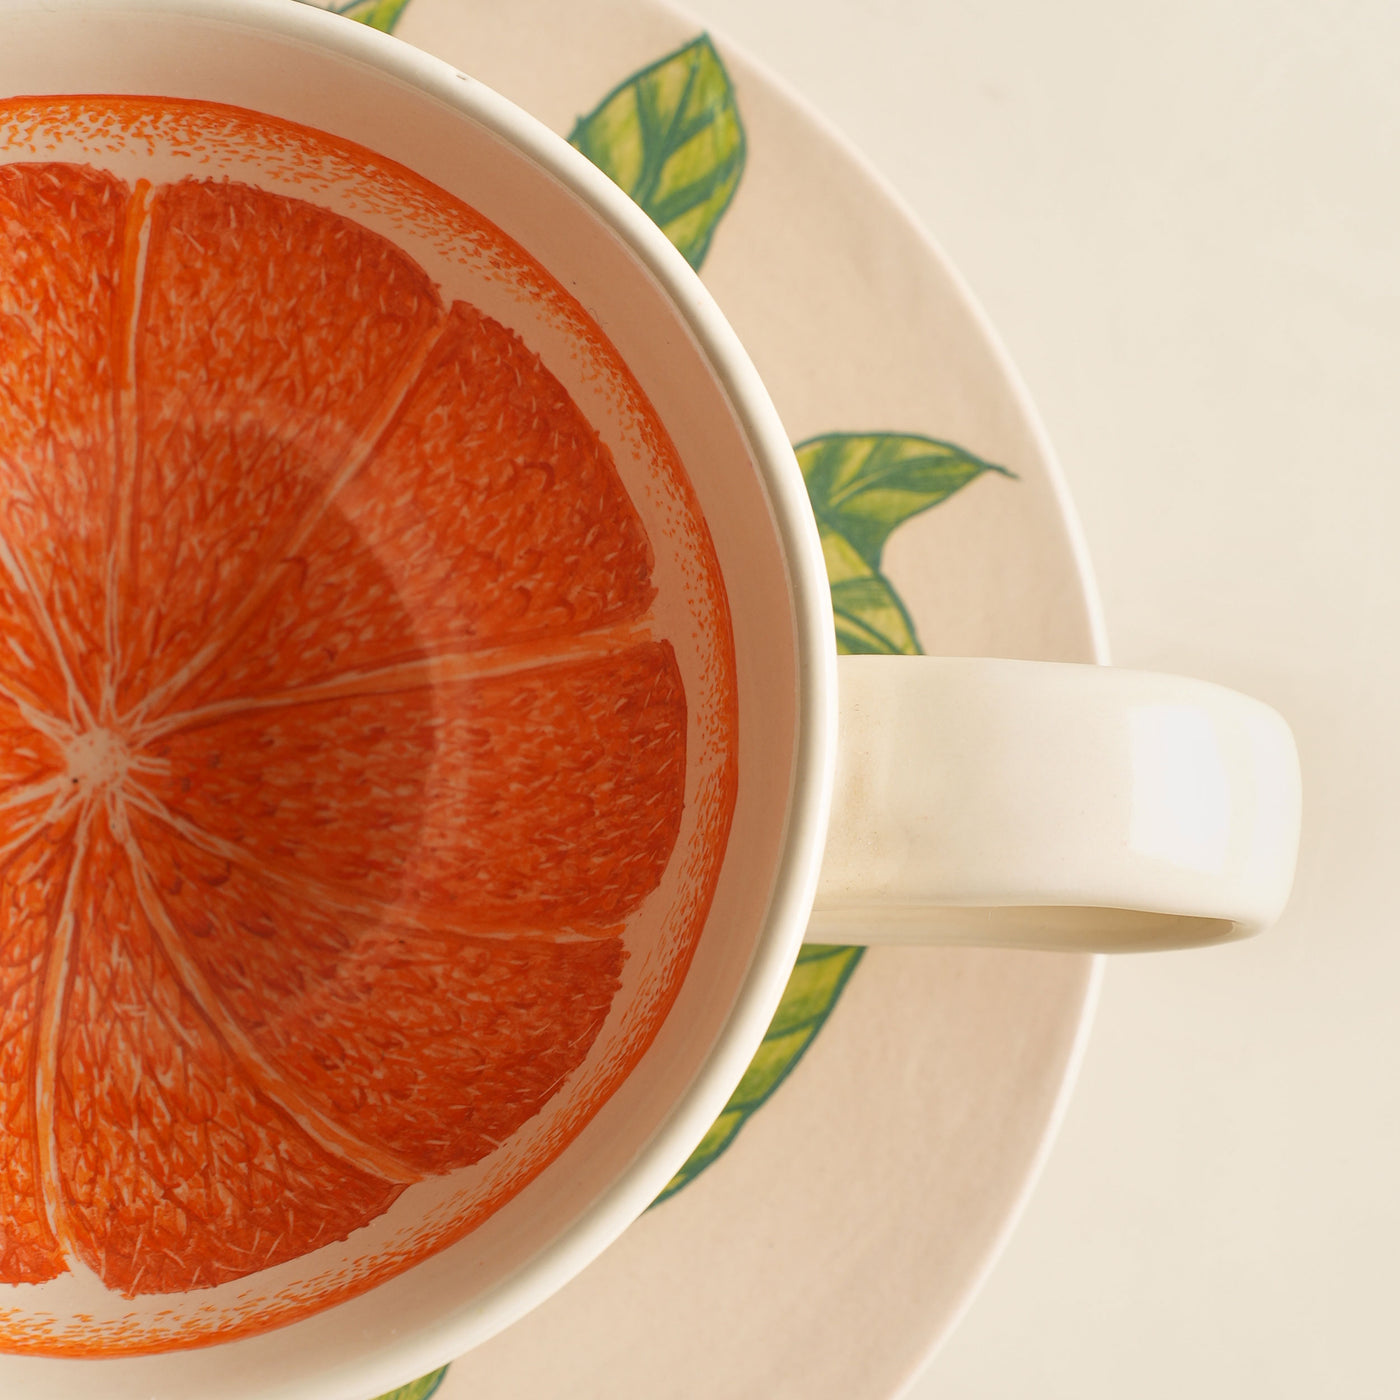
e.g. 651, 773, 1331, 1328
812, 657, 1301, 951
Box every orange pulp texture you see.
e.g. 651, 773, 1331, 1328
0, 111, 730, 1338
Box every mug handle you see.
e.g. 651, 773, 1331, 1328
810, 657, 1301, 951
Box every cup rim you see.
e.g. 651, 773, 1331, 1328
0, 0, 840, 1382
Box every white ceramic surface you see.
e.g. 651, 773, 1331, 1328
661, 4, 1392, 1399
820, 656, 1298, 948
374, 1, 1111, 1397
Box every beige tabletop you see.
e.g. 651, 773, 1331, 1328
673, 1, 1397, 1396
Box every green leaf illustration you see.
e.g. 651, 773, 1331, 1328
799, 433, 1014, 655
653, 945, 864, 1203
830, 573, 920, 657
568, 35, 746, 270
329, 0, 411, 34
369, 1365, 448, 1400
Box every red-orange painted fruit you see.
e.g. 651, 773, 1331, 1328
0, 112, 730, 1334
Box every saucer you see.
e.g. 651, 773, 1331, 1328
350, 0, 1105, 1394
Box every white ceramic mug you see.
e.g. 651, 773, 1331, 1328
0, 2, 1299, 1396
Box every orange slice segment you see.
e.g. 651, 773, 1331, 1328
0, 163, 128, 722
51, 812, 404, 1296
139, 643, 687, 932
0, 827, 76, 1284
118, 179, 444, 718
135, 835, 624, 1175
158, 299, 657, 720
0, 704, 66, 840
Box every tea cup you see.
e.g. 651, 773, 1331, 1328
0, 2, 1299, 1395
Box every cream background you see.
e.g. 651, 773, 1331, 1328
668, 1, 1394, 1395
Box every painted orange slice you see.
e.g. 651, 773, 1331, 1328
0, 96, 735, 1346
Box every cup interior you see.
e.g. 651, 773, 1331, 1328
0, 4, 832, 1394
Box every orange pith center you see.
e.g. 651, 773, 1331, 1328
64, 727, 134, 795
